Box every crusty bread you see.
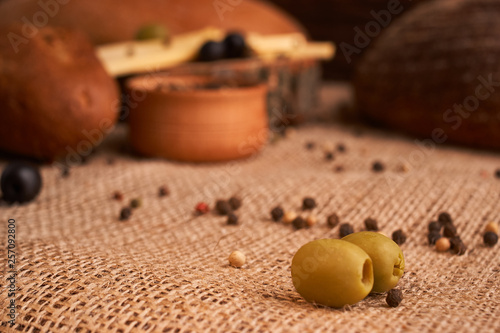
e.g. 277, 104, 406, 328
354, 0, 500, 150
0, 25, 119, 161
0, 0, 305, 45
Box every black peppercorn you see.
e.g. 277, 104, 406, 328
333, 165, 344, 173
339, 223, 354, 237
443, 224, 458, 238
119, 207, 132, 221
302, 197, 316, 210
364, 218, 379, 231
327, 213, 340, 228
372, 161, 385, 172
336, 143, 346, 153
305, 141, 316, 150
215, 200, 232, 215
386, 289, 403, 307
483, 231, 498, 247
449, 236, 467, 255
392, 229, 407, 245
227, 213, 239, 226
158, 186, 169, 197
61, 166, 70, 178
130, 198, 142, 209
428, 231, 442, 245
228, 196, 242, 210
325, 152, 335, 161
428, 221, 441, 233
271, 206, 284, 222
113, 191, 124, 201
495, 169, 500, 179
292, 216, 307, 230
438, 212, 453, 226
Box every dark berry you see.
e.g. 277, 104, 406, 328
325, 152, 335, 161
228, 197, 242, 210
198, 40, 225, 62
386, 289, 403, 307
130, 198, 142, 209
443, 224, 458, 238
483, 231, 498, 247
449, 236, 467, 255
292, 216, 306, 230
302, 197, 316, 210
336, 143, 346, 153
215, 199, 232, 215
495, 169, 500, 178
327, 213, 340, 228
428, 231, 441, 245
1, 162, 42, 203
158, 186, 169, 197
227, 213, 239, 226
305, 141, 316, 150
392, 229, 407, 245
428, 221, 441, 233
364, 217, 379, 231
372, 161, 385, 172
339, 223, 354, 237
119, 207, 132, 221
271, 206, 284, 222
438, 212, 453, 226
223, 33, 246, 58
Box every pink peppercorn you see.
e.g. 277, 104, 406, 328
195, 202, 210, 214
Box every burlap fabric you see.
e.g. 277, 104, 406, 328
1, 85, 499, 332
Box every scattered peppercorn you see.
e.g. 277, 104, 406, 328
372, 161, 385, 172
283, 211, 297, 224
438, 212, 453, 226
485, 221, 499, 235
302, 197, 316, 210
495, 169, 500, 179
61, 166, 70, 178
428, 221, 441, 233
195, 202, 210, 215
435, 237, 450, 252
324, 152, 335, 161
305, 141, 316, 150
227, 213, 239, 226
113, 191, 124, 201
443, 224, 458, 238
327, 213, 340, 228
158, 186, 170, 197
428, 231, 442, 245
228, 196, 242, 210
483, 231, 498, 247
292, 216, 307, 230
336, 143, 346, 153
392, 229, 407, 245
333, 165, 344, 173
306, 215, 317, 227
339, 223, 354, 237
364, 217, 379, 231
119, 207, 132, 221
449, 236, 467, 255
130, 198, 142, 209
386, 289, 403, 307
271, 206, 284, 222
215, 199, 232, 215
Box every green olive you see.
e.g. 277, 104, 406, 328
135, 24, 170, 41
291, 239, 373, 308
342, 231, 405, 293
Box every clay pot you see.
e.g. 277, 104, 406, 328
126, 73, 269, 162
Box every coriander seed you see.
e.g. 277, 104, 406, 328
364, 217, 379, 231
302, 197, 316, 210
485, 222, 499, 235
228, 250, 246, 268
283, 211, 297, 224
271, 206, 284, 222
392, 229, 407, 245
215, 199, 232, 215
119, 207, 132, 221
428, 231, 441, 245
327, 213, 340, 228
227, 213, 239, 226
386, 289, 403, 307
306, 215, 317, 227
435, 237, 450, 252
483, 231, 498, 247
339, 223, 354, 237
228, 196, 242, 210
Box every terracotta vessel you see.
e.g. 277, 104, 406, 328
126, 73, 269, 162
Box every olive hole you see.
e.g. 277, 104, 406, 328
393, 253, 404, 276
362, 259, 373, 285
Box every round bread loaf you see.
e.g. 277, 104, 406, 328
354, 0, 500, 150
0, 0, 305, 45
0, 25, 119, 161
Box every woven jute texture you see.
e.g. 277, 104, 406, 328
1, 89, 500, 332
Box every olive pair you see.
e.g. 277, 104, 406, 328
291, 232, 405, 308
